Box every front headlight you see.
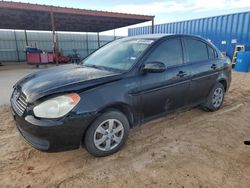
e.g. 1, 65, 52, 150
33, 93, 80, 118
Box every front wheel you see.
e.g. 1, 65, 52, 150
202, 82, 225, 112
84, 111, 129, 157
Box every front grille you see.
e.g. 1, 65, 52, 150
11, 89, 27, 116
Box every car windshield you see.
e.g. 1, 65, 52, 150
83, 39, 154, 72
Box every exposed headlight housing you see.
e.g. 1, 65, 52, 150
33, 93, 80, 118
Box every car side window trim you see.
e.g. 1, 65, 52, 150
180, 37, 188, 65
180, 37, 185, 66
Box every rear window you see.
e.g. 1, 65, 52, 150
184, 38, 209, 63
207, 45, 216, 59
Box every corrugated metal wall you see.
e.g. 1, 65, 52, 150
128, 11, 250, 59
0, 30, 119, 62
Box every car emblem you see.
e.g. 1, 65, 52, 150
14, 89, 20, 100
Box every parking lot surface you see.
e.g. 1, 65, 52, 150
0, 63, 55, 105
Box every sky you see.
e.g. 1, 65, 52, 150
8, 0, 250, 36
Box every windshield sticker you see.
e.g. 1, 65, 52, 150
135, 40, 154, 44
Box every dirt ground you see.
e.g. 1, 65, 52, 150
1, 72, 250, 188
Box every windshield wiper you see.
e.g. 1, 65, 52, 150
84, 64, 107, 70
83, 64, 123, 73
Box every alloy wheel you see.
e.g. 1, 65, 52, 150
212, 87, 224, 108
94, 119, 124, 151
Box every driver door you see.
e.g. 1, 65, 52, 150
137, 38, 191, 119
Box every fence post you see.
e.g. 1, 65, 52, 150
14, 30, 20, 62
24, 30, 28, 46
97, 32, 100, 48
86, 32, 89, 56
151, 18, 154, 34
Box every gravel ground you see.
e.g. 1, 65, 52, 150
1, 71, 250, 188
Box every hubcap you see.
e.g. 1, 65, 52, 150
212, 87, 224, 108
94, 119, 124, 151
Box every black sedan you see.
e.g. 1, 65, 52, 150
11, 34, 231, 157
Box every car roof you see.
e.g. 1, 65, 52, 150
127, 34, 170, 40
124, 34, 205, 41
124, 34, 221, 55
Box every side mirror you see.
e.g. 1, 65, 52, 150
142, 61, 166, 73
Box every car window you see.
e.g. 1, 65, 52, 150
145, 38, 183, 67
207, 45, 216, 59
184, 38, 209, 63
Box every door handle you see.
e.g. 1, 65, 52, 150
211, 64, 217, 69
177, 71, 187, 77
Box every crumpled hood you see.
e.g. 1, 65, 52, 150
16, 64, 119, 103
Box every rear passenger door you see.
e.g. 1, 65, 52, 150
183, 37, 219, 105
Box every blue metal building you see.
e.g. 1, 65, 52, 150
128, 11, 250, 59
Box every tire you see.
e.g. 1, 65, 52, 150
202, 82, 225, 112
84, 110, 129, 157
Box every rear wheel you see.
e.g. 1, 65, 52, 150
202, 82, 225, 112
84, 110, 129, 157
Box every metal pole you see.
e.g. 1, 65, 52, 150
56, 31, 59, 54
14, 30, 20, 62
24, 30, 28, 62
151, 18, 154, 34
50, 12, 58, 65
86, 32, 89, 56
97, 32, 100, 48
114, 29, 116, 40
24, 30, 28, 46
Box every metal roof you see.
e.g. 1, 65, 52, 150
0, 1, 154, 32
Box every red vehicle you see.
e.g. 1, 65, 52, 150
26, 48, 70, 67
